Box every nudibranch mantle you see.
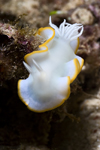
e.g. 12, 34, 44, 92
18, 16, 84, 112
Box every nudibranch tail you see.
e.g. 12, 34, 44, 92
18, 16, 84, 112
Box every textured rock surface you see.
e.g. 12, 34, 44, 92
0, 0, 100, 150
71, 8, 94, 25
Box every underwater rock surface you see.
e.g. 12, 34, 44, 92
0, 0, 100, 150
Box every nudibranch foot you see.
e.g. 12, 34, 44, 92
18, 16, 84, 112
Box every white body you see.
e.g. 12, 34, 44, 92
18, 17, 84, 112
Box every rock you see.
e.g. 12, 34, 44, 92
71, 8, 94, 25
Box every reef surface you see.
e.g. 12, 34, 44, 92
0, 0, 100, 150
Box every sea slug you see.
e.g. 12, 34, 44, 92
18, 16, 84, 112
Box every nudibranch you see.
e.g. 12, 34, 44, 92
18, 16, 84, 112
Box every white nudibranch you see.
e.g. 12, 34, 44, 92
18, 16, 84, 112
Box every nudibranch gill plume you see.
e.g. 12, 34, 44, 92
18, 16, 84, 112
